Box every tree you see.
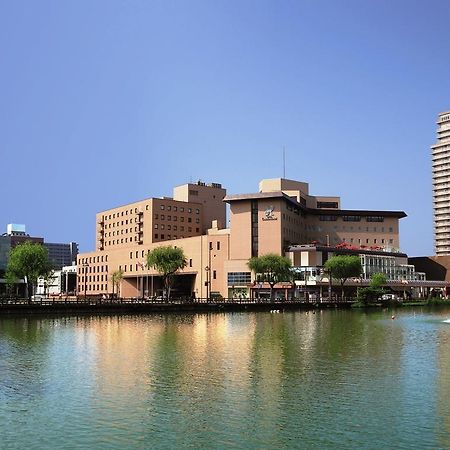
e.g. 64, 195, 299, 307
146, 246, 187, 300
248, 253, 292, 301
111, 269, 124, 298
324, 255, 362, 301
5, 241, 53, 301
370, 272, 387, 288
358, 272, 388, 305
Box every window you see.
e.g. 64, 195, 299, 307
173, 216, 177, 221
189, 190, 198, 196
189, 259, 192, 267
161, 215, 165, 220
181, 217, 185, 222
167, 216, 171, 221
217, 242, 220, 250
196, 208, 200, 214
213, 270, 216, 280
155, 234, 159, 239
343, 216, 361, 222
188, 208, 192, 213
180, 207, 184, 212
154, 214, 158, 219
227, 272, 251, 285
209, 242, 213, 250
188, 218, 192, 223
319, 215, 337, 221
366, 216, 384, 222
174, 206, 177, 212
168, 206, 171, 211
195, 218, 200, 223
317, 201, 338, 209
161, 234, 165, 239
174, 226, 177, 231
130, 252, 133, 259
160, 205, 165, 210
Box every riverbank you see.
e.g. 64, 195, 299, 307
0, 298, 353, 315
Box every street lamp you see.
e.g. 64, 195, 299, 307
82, 263, 89, 300
205, 265, 210, 301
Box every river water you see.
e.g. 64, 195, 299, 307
1, 308, 450, 449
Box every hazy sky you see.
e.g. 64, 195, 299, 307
1, 0, 449, 256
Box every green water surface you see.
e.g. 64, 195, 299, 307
1, 308, 450, 449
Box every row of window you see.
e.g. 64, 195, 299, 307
154, 214, 199, 223
103, 218, 141, 229
120, 258, 194, 273
79, 284, 107, 292
320, 215, 386, 222
154, 234, 185, 240
105, 236, 140, 246
105, 226, 140, 237
79, 255, 108, 264
343, 237, 394, 245
154, 224, 199, 232
78, 265, 109, 274
159, 205, 199, 213
317, 201, 338, 209
79, 275, 108, 283
104, 207, 141, 220
228, 272, 251, 286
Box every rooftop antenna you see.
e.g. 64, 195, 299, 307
283, 146, 286, 179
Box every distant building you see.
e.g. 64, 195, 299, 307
36, 265, 78, 296
432, 110, 450, 255
44, 242, 78, 270
0, 224, 43, 272
0, 224, 78, 296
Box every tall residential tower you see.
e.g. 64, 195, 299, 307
432, 111, 450, 255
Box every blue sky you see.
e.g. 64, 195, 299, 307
1, 0, 449, 256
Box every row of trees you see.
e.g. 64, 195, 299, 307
5, 241, 388, 302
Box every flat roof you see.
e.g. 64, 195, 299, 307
287, 244, 408, 258
224, 192, 407, 218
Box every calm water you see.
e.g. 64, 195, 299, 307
1, 308, 450, 449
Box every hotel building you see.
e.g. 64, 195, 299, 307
77, 178, 420, 299
432, 111, 450, 255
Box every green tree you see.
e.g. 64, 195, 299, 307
248, 253, 292, 301
370, 272, 387, 288
146, 246, 187, 300
5, 241, 53, 301
324, 255, 362, 301
111, 269, 124, 298
357, 272, 388, 305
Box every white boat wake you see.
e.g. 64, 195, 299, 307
443, 319, 450, 323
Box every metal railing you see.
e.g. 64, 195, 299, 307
0, 296, 355, 307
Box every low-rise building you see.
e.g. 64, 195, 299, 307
77, 177, 436, 299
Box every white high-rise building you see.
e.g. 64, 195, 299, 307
432, 111, 450, 255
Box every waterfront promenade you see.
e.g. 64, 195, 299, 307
0, 296, 354, 315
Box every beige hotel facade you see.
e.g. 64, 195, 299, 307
77, 178, 406, 298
